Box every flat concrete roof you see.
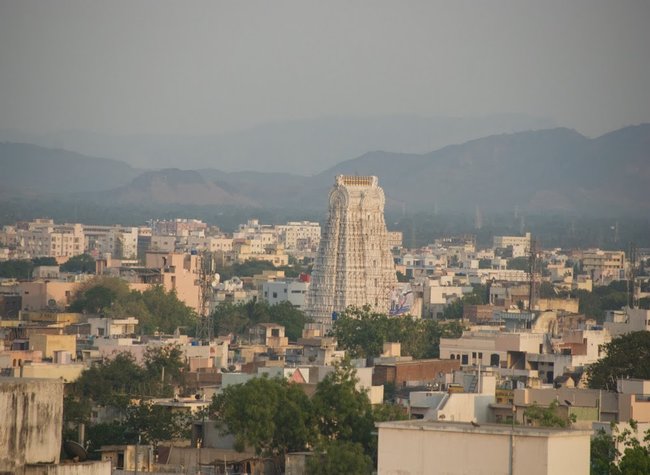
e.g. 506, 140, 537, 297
376, 420, 592, 438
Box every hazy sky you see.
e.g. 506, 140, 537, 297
1, 0, 649, 137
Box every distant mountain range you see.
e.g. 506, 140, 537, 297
0, 114, 554, 174
1, 123, 648, 216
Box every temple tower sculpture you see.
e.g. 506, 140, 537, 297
306, 175, 397, 326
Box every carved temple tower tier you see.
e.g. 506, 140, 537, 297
306, 175, 398, 326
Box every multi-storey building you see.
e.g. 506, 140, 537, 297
84, 225, 139, 259
275, 221, 321, 251
493, 232, 532, 257
579, 249, 626, 284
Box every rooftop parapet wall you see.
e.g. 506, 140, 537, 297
0, 378, 64, 473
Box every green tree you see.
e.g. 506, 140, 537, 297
640, 297, 650, 310
61, 254, 96, 273
591, 422, 650, 475
331, 306, 463, 359
312, 360, 375, 455
306, 440, 373, 475
372, 403, 408, 422
573, 281, 630, 322
85, 422, 131, 458
32, 256, 58, 266
591, 428, 617, 475
443, 299, 463, 319
138, 285, 196, 334
124, 401, 191, 448
396, 271, 410, 282
478, 258, 492, 269
0, 259, 35, 279
508, 256, 530, 271
212, 300, 309, 341
69, 276, 130, 313
587, 332, 650, 390
268, 301, 310, 341
211, 376, 315, 461
539, 281, 556, 299
523, 400, 575, 428
73, 352, 147, 409
330, 307, 387, 358
144, 344, 186, 397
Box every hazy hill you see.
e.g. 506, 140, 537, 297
1, 124, 648, 216
0, 142, 140, 197
301, 124, 650, 214
0, 114, 555, 174
87, 169, 258, 207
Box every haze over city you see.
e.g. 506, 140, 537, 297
1, 1, 649, 173
2, 2, 650, 475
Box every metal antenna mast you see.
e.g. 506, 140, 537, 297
528, 238, 537, 312
196, 251, 215, 342
628, 242, 638, 309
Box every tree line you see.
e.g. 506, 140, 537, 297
330, 306, 464, 359
209, 359, 406, 474
64, 346, 190, 454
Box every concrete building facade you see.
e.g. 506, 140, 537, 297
377, 420, 590, 475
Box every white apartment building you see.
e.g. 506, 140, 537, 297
275, 221, 321, 251
234, 219, 278, 246
17, 222, 85, 259
84, 225, 139, 259
493, 232, 532, 257
261, 280, 310, 309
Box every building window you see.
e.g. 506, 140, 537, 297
461, 354, 468, 365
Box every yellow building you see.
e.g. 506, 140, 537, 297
28, 334, 76, 360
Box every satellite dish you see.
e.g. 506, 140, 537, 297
63, 440, 88, 461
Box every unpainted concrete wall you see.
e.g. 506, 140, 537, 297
24, 461, 111, 475
0, 378, 63, 473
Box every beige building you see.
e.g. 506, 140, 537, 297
580, 249, 625, 284
12, 280, 79, 311
275, 221, 321, 251
387, 230, 403, 250
617, 379, 650, 423
605, 307, 650, 336
28, 334, 76, 360
15, 220, 85, 259
12, 362, 85, 382
145, 251, 201, 312
84, 224, 139, 259
493, 232, 532, 257
377, 420, 590, 475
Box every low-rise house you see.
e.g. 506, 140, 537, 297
372, 359, 460, 388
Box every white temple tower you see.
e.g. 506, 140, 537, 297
306, 175, 397, 325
